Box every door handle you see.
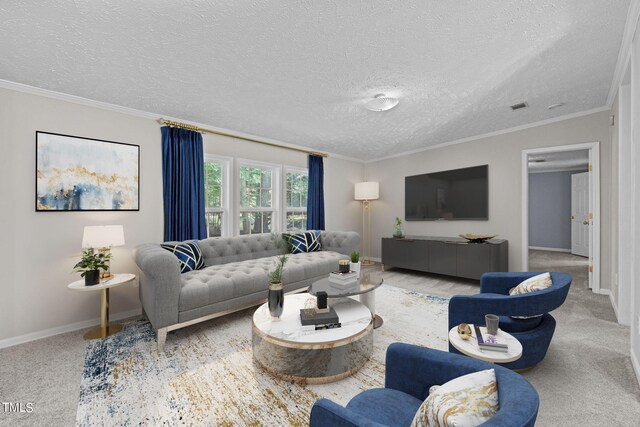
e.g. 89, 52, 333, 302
583, 221, 589, 225
571, 215, 575, 219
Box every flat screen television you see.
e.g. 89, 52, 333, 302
405, 165, 488, 220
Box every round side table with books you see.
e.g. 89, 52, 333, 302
448, 324, 523, 364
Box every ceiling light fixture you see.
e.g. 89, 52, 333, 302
547, 102, 565, 110
365, 94, 399, 112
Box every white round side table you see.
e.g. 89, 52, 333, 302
68, 273, 136, 340
448, 324, 523, 364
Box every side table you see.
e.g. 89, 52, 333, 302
68, 273, 136, 340
448, 324, 523, 364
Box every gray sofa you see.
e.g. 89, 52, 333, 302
134, 231, 359, 351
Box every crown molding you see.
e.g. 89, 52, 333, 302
607, 0, 640, 107
363, 106, 610, 164
0, 79, 364, 164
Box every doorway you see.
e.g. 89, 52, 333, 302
522, 142, 601, 293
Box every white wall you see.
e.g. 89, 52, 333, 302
0, 86, 363, 344
364, 111, 613, 289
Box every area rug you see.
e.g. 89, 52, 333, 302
77, 284, 449, 426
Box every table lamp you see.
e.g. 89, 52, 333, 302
82, 225, 125, 280
354, 182, 379, 266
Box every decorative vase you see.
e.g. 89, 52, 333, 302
268, 282, 284, 319
350, 261, 361, 279
393, 227, 404, 239
84, 270, 100, 286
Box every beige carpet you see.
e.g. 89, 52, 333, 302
1, 252, 638, 426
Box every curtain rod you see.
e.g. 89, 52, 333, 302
158, 119, 328, 158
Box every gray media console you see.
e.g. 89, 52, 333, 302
381, 236, 508, 280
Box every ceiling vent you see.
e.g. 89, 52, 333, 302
510, 102, 529, 111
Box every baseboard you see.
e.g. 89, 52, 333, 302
608, 290, 619, 320
528, 246, 571, 253
0, 308, 142, 349
632, 348, 640, 388
598, 288, 611, 296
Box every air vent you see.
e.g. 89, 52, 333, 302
510, 102, 529, 111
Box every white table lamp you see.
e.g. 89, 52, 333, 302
355, 182, 379, 266
82, 225, 125, 279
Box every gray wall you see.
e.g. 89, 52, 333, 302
528, 170, 587, 250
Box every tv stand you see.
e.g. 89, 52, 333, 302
381, 236, 508, 280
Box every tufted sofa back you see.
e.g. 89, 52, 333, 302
198, 233, 285, 266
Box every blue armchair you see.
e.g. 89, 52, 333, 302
309, 343, 539, 427
449, 272, 572, 371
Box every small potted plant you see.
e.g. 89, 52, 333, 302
393, 216, 405, 238
350, 251, 361, 279
268, 253, 288, 319
73, 248, 111, 286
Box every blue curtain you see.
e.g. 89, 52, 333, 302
161, 126, 207, 241
306, 154, 325, 230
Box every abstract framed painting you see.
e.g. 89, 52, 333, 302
36, 132, 140, 211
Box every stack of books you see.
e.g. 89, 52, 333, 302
329, 271, 358, 287
474, 325, 508, 353
300, 308, 341, 330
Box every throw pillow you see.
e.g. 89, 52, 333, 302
160, 241, 206, 273
411, 369, 499, 427
509, 272, 552, 295
282, 231, 322, 254
508, 272, 552, 319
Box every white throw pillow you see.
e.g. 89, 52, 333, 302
509, 272, 552, 295
410, 369, 499, 427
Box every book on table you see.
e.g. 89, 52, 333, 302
329, 271, 357, 281
300, 307, 339, 326
474, 324, 509, 353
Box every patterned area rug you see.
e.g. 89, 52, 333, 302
77, 284, 449, 426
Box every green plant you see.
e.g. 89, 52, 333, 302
350, 251, 360, 263
395, 217, 402, 228
269, 253, 289, 284
73, 248, 111, 277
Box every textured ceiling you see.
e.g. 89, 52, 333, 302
0, 1, 630, 160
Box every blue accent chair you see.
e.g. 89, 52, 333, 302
309, 343, 540, 427
449, 272, 572, 371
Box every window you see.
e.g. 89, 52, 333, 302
285, 168, 308, 231
239, 162, 278, 235
204, 156, 230, 237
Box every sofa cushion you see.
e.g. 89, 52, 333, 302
283, 230, 322, 254
178, 250, 346, 312
160, 241, 205, 273
346, 388, 423, 427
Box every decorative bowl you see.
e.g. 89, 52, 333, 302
459, 234, 497, 243
457, 323, 473, 340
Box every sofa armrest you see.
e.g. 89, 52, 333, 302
320, 231, 360, 256
310, 399, 386, 427
134, 244, 181, 329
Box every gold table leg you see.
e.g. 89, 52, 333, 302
83, 288, 123, 340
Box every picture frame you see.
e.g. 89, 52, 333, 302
36, 131, 140, 211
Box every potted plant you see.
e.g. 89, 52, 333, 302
268, 253, 288, 319
393, 216, 405, 238
350, 251, 361, 279
73, 248, 111, 286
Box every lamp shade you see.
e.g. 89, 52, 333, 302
355, 182, 380, 201
82, 225, 125, 248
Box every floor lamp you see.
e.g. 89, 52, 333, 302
355, 182, 379, 266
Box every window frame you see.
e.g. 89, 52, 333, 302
283, 166, 309, 231
204, 154, 232, 237
236, 158, 281, 235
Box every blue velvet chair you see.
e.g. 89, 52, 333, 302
449, 272, 572, 371
309, 343, 539, 427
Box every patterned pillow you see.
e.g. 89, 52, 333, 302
411, 369, 499, 427
161, 241, 205, 273
509, 272, 552, 295
282, 231, 322, 254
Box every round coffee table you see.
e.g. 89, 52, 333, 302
252, 293, 373, 384
308, 271, 384, 328
448, 324, 523, 364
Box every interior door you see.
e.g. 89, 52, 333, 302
571, 172, 589, 257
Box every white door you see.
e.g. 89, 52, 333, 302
571, 172, 589, 257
